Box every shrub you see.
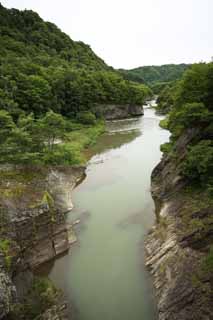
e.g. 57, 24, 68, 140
9, 277, 57, 319
160, 142, 173, 154
159, 117, 169, 129
76, 112, 96, 125
182, 140, 213, 184
169, 102, 210, 132
43, 144, 84, 165
0, 239, 12, 270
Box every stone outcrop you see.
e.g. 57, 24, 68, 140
0, 165, 85, 319
145, 131, 213, 320
92, 104, 144, 120
0, 254, 17, 319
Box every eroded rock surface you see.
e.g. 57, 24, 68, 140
145, 132, 213, 320
0, 165, 85, 319
93, 104, 144, 120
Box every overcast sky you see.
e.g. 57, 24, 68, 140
2, 0, 213, 69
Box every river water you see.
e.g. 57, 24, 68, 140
47, 107, 169, 320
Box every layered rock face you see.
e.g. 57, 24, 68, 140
0, 165, 85, 319
93, 104, 144, 120
145, 131, 213, 320
0, 254, 16, 319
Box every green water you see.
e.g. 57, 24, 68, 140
48, 107, 169, 320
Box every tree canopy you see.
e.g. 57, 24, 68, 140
159, 63, 213, 188
119, 64, 190, 93
0, 3, 151, 120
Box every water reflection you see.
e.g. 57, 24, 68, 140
85, 129, 141, 160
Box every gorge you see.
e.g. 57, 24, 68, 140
40, 105, 169, 320
0, 3, 212, 320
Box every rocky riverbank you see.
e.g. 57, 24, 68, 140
92, 104, 144, 120
145, 130, 213, 320
0, 165, 85, 319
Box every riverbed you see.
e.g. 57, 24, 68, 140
47, 107, 169, 320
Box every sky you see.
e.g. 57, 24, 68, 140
1, 0, 213, 69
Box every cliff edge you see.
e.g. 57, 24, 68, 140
0, 165, 85, 319
145, 129, 213, 320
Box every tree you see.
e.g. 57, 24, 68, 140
182, 140, 213, 184
0, 110, 15, 144
38, 110, 66, 151
169, 102, 211, 132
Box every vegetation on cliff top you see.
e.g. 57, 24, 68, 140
0, 109, 105, 165
160, 62, 213, 191
156, 63, 213, 310
162, 63, 213, 190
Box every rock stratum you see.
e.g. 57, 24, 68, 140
93, 104, 144, 120
145, 129, 213, 320
0, 165, 85, 319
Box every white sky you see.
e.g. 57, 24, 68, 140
2, 0, 213, 69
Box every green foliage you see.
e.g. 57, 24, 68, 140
159, 63, 213, 189
43, 144, 84, 165
76, 112, 96, 125
9, 277, 57, 319
0, 110, 15, 143
182, 140, 213, 184
0, 109, 105, 165
175, 64, 210, 108
38, 110, 66, 150
156, 81, 180, 114
0, 4, 153, 166
151, 81, 172, 94
169, 102, 211, 134
119, 64, 189, 85
41, 191, 54, 207
0, 239, 12, 270
0, 4, 151, 121
159, 117, 169, 129
203, 247, 213, 274
160, 142, 173, 154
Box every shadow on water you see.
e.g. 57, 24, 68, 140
85, 129, 141, 160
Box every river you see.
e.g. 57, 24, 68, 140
45, 106, 169, 320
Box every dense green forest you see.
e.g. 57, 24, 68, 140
159, 62, 213, 191
0, 3, 151, 165
119, 64, 189, 93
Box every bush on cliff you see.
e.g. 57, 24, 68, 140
160, 63, 213, 189
182, 140, 213, 185
169, 102, 211, 134
9, 277, 58, 320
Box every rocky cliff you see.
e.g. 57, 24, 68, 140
145, 130, 213, 320
93, 104, 144, 120
0, 165, 85, 319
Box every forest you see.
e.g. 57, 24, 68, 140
0, 3, 151, 165
119, 64, 189, 93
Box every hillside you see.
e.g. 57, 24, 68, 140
0, 3, 152, 166
0, 3, 151, 119
119, 64, 190, 93
0, 3, 109, 71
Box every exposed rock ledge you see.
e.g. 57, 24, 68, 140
145, 144, 213, 319
0, 165, 85, 319
92, 104, 144, 120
